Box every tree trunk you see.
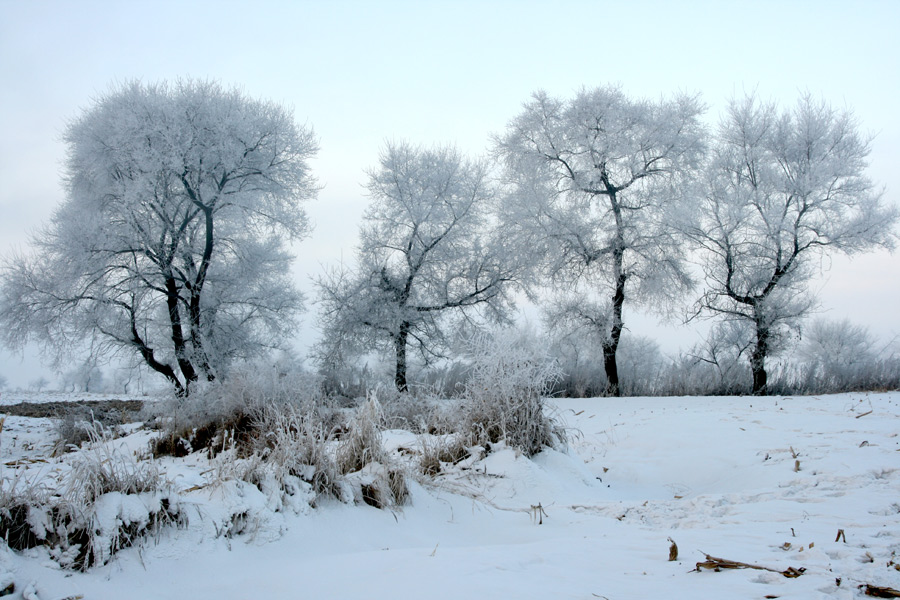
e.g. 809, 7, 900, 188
603, 271, 626, 397
394, 322, 410, 392
129, 312, 185, 396
601, 187, 627, 398
164, 276, 198, 388
188, 205, 215, 381
750, 317, 769, 395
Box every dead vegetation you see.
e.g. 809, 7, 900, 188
694, 553, 806, 578
862, 584, 900, 598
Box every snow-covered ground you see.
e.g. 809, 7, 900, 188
1, 392, 898, 599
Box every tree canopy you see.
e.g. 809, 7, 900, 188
0, 79, 319, 395
687, 93, 897, 394
494, 86, 706, 395
317, 141, 519, 391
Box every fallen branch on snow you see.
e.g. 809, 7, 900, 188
694, 553, 806, 578
861, 584, 900, 597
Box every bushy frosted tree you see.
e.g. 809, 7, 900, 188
0, 79, 319, 395
317, 142, 519, 392
687, 93, 897, 394
495, 86, 705, 395
796, 318, 885, 392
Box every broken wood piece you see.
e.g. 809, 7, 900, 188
861, 584, 900, 598
694, 553, 805, 578
855, 409, 873, 419
668, 537, 678, 561
835, 529, 846, 543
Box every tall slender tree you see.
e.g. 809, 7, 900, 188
687, 93, 897, 394
495, 86, 705, 395
317, 141, 519, 392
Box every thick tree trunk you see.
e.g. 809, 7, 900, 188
603, 270, 626, 397
600, 187, 628, 398
129, 311, 186, 396
165, 276, 198, 387
750, 317, 769, 395
188, 206, 215, 381
602, 341, 620, 397
394, 322, 410, 392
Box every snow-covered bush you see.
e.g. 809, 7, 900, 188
336, 393, 408, 508
789, 318, 899, 393
379, 390, 461, 434
67, 425, 162, 505
337, 394, 387, 474
248, 403, 342, 502
2, 425, 181, 570
418, 434, 470, 476
461, 331, 565, 457
150, 360, 338, 458
0, 473, 53, 552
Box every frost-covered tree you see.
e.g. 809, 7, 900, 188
495, 86, 705, 395
0, 80, 318, 396
687, 93, 897, 395
59, 359, 105, 393
317, 142, 519, 392
29, 376, 50, 393
796, 318, 883, 391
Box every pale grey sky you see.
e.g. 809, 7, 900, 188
1, 0, 898, 388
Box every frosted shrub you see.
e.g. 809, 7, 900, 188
0, 473, 54, 552
336, 393, 408, 508
151, 363, 337, 458
380, 390, 459, 434
462, 331, 565, 457
249, 403, 341, 501
337, 393, 387, 474
2, 425, 180, 570
67, 423, 162, 504
790, 319, 900, 393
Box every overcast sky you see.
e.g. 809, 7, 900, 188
1, 0, 898, 389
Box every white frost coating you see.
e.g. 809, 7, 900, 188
92, 492, 154, 537
25, 505, 49, 540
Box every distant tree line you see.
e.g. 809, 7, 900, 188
0, 79, 896, 397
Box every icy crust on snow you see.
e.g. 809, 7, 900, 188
2, 392, 900, 600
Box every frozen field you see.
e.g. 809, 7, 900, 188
1, 391, 898, 599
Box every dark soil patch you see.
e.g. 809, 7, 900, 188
1, 399, 144, 421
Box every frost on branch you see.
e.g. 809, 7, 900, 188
0, 79, 319, 396
316, 141, 522, 392
495, 85, 705, 396
686, 93, 898, 394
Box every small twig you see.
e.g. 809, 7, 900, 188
835, 529, 846, 543
530, 503, 548, 525
855, 410, 873, 419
